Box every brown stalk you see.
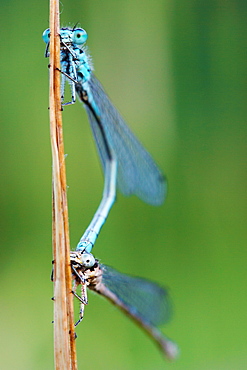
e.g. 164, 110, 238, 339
48, 0, 77, 368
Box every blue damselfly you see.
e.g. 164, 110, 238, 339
43, 27, 166, 253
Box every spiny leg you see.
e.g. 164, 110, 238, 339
75, 282, 88, 326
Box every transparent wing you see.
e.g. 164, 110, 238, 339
81, 74, 166, 206
100, 264, 171, 327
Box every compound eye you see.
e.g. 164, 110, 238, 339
42, 28, 50, 43
72, 28, 87, 44
80, 252, 95, 268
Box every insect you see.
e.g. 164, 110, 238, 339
70, 250, 178, 360
43, 26, 176, 359
43, 27, 166, 253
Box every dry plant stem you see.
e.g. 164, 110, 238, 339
49, 0, 77, 368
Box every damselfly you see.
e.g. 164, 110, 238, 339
70, 250, 178, 360
43, 27, 166, 253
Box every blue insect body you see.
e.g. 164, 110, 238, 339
43, 27, 166, 252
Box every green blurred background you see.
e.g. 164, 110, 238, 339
0, 0, 246, 369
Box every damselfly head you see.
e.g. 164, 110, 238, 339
70, 250, 95, 269
80, 251, 95, 267
42, 27, 88, 46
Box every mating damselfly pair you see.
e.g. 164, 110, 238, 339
43, 26, 178, 359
